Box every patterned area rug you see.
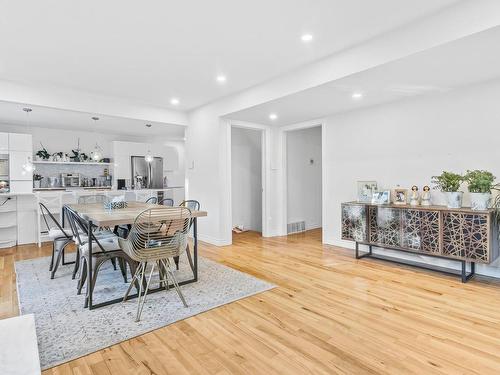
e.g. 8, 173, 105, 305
15, 253, 275, 370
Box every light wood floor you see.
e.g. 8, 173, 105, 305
2, 229, 500, 374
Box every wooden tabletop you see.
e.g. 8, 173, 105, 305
66, 201, 207, 227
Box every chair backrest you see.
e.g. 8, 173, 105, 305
159, 198, 174, 206
39, 203, 70, 238
145, 196, 158, 204
118, 207, 191, 262
64, 205, 108, 252
180, 200, 200, 211
78, 195, 107, 204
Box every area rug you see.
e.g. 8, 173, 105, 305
15, 253, 275, 370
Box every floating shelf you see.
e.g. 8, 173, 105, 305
33, 161, 111, 166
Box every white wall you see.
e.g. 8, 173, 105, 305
286, 126, 322, 230
323, 79, 500, 277
231, 127, 262, 232
185, 2, 500, 245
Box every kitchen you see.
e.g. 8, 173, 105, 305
0, 104, 186, 249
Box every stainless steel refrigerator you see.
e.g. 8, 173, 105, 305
131, 156, 163, 189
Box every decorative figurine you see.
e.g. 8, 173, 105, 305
410, 185, 420, 206
421, 185, 431, 206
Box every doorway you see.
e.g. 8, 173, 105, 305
231, 126, 263, 237
285, 125, 322, 234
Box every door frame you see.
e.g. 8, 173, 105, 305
227, 120, 270, 240
280, 121, 324, 237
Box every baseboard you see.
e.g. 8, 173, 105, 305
323, 237, 355, 250
197, 233, 231, 247
305, 223, 321, 231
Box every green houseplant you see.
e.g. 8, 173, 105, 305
464, 170, 497, 210
35, 144, 50, 160
431, 171, 464, 208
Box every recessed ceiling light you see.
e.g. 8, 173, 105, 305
170, 98, 180, 105
216, 75, 227, 83
269, 113, 278, 120
352, 92, 363, 99
301, 33, 313, 42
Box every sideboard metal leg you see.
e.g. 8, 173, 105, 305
355, 242, 359, 259
461, 261, 476, 283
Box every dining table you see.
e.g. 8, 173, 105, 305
63, 201, 207, 310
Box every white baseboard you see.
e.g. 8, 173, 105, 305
197, 233, 231, 246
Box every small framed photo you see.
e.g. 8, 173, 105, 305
393, 188, 408, 205
371, 190, 390, 205
357, 181, 378, 203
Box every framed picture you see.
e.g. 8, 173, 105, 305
393, 188, 408, 205
357, 181, 378, 203
371, 190, 390, 205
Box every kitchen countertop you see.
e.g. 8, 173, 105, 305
33, 186, 184, 192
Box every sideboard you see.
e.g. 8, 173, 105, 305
341, 202, 499, 282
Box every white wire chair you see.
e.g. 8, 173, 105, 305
118, 206, 192, 321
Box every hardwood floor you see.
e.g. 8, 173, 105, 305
2, 229, 500, 374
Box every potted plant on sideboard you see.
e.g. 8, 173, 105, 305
464, 170, 497, 210
432, 171, 464, 208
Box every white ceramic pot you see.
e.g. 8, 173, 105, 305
446, 191, 463, 209
470, 192, 491, 211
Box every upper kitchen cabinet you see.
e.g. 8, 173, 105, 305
9, 151, 33, 180
0, 133, 8, 151
9, 133, 32, 152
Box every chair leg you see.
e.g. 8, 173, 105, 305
173, 256, 180, 270
49, 244, 55, 271
50, 240, 66, 279
77, 257, 87, 295
111, 257, 117, 271
136, 263, 156, 322
72, 248, 81, 280
123, 262, 143, 302
162, 259, 188, 308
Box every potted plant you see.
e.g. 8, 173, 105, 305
35, 144, 50, 160
431, 171, 464, 208
33, 174, 43, 189
464, 170, 497, 210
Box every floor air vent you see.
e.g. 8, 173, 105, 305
287, 221, 306, 234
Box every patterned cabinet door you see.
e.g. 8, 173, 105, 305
442, 212, 490, 263
369, 206, 402, 247
401, 209, 440, 254
341, 204, 367, 242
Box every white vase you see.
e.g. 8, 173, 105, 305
446, 191, 463, 209
470, 192, 491, 211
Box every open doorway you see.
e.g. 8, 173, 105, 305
231, 126, 263, 238
286, 125, 322, 234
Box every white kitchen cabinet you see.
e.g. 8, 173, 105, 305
17, 194, 37, 245
8, 133, 32, 151
0, 133, 8, 151
10, 180, 33, 193
9, 151, 33, 181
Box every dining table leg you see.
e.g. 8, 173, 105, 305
87, 220, 93, 309
193, 217, 198, 282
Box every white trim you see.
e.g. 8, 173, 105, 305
197, 233, 231, 246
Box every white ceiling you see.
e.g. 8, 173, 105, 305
0, 0, 458, 111
227, 26, 500, 126
0, 101, 186, 138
